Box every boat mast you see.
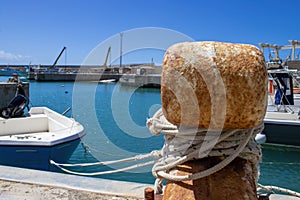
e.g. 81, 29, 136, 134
119, 32, 123, 68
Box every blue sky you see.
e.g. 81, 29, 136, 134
1, 0, 300, 65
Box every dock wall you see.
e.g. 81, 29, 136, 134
34, 73, 120, 82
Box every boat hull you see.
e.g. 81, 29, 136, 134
0, 138, 81, 171
263, 121, 300, 146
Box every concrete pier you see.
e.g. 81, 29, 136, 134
119, 74, 161, 88
0, 165, 299, 200
0, 82, 29, 110
0, 165, 149, 199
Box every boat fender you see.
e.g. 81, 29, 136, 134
255, 132, 267, 144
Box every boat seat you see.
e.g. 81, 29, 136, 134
0, 115, 49, 136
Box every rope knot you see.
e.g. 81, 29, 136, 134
146, 118, 161, 135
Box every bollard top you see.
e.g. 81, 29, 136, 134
161, 41, 268, 129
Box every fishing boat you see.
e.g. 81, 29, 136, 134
0, 67, 16, 76
255, 41, 300, 146
0, 67, 27, 77
0, 107, 86, 170
255, 69, 300, 147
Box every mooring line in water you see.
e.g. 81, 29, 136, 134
50, 159, 156, 176
258, 184, 300, 198
62, 107, 71, 116
261, 161, 300, 165
80, 140, 115, 156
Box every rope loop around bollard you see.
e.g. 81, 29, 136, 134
147, 108, 264, 194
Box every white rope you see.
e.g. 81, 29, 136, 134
50, 159, 155, 176
258, 184, 300, 198
147, 108, 264, 194
51, 150, 161, 167
49, 150, 161, 176
154, 132, 254, 181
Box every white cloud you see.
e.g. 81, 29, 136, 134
0, 50, 30, 61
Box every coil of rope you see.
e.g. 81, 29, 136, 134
146, 108, 264, 194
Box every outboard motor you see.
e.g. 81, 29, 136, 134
255, 132, 267, 144
1, 83, 30, 119
1, 94, 29, 118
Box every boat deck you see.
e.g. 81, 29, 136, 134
0, 107, 85, 146
265, 111, 300, 121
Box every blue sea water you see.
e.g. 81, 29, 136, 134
1, 76, 299, 192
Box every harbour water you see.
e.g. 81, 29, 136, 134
0, 76, 299, 193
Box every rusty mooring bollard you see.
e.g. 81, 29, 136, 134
159, 41, 267, 200
144, 187, 154, 200
144, 187, 163, 200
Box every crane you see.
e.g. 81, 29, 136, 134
259, 40, 300, 61
51, 46, 67, 69
259, 43, 282, 62
103, 46, 111, 68
288, 40, 300, 60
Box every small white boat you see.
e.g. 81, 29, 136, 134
98, 79, 117, 83
0, 107, 85, 170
